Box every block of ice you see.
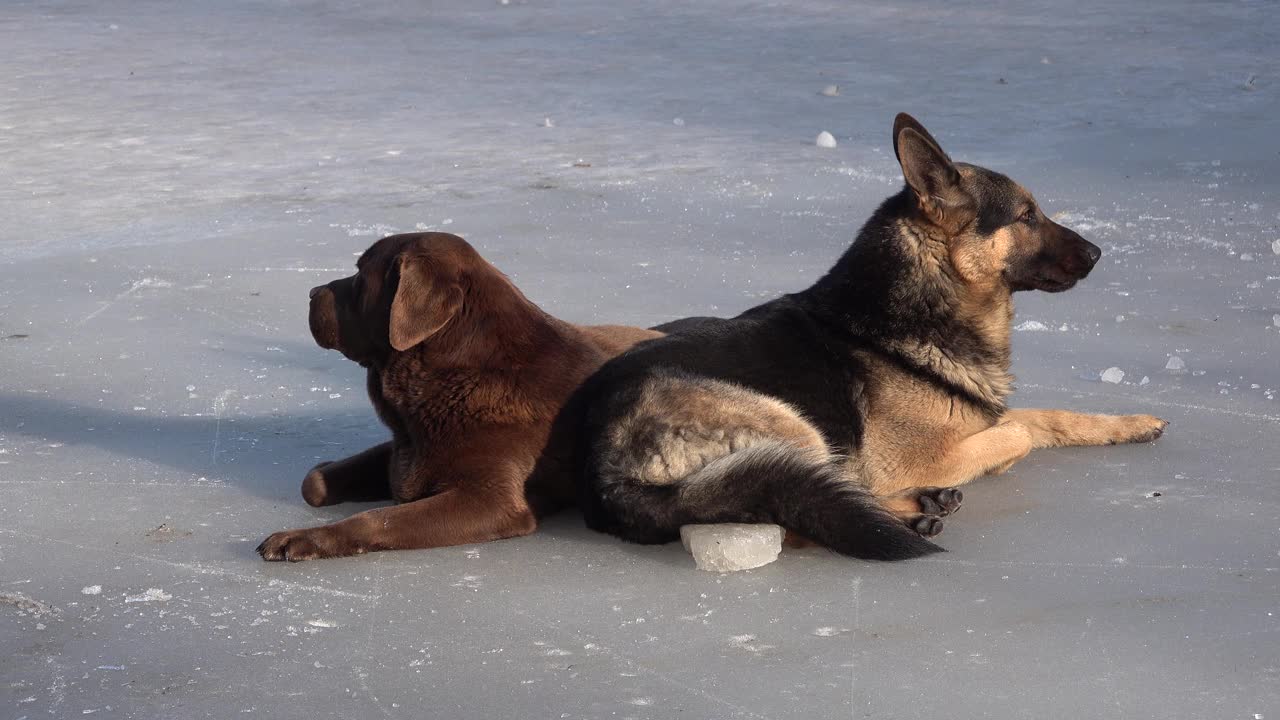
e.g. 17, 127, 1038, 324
1165, 356, 1186, 371
815, 131, 837, 148
1101, 367, 1125, 384
680, 523, 783, 572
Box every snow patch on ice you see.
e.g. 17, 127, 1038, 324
124, 588, 172, 603
1014, 320, 1051, 332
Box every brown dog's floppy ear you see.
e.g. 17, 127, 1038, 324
388, 254, 463, 351
892, 113, 968, 226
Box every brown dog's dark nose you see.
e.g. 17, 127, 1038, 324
1083, 241, 1102, 267
309, 285, 324, 299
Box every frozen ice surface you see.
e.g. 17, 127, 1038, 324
1100, 367, 1125, 384
680, 524, 784, 572
2, 1, 1278, 718
815, 131, 838, 148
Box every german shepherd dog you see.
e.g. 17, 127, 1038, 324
575, 114, 1168, 560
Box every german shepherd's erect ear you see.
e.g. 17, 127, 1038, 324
388, 253, 463, 351
892, 113, 972, 229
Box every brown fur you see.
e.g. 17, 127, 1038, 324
258, 233, 660, 561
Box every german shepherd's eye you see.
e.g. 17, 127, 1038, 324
1018, 207, 1038, 225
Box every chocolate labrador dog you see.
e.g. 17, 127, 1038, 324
257, 232, 660, 561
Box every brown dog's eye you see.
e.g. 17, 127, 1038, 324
1019, 207, 1037, 225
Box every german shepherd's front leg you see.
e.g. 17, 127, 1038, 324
1001, 408, 1167, 449
872, 420, 1035, 503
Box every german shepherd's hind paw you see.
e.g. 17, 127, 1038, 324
908, 515, 945, 538
881, 486, 963, 517
916, 487, 963, 516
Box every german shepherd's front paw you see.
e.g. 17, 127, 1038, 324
257, 527, 362, 562
1109, 415, 1168, 445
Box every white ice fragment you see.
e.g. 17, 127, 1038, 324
1100, 367, 1125, 384
1014, 320, 1050, 332
1241, 253, 1254, 261
1140, 376, 1150, 386
1115, 315, 1125, 323
306, 619, 337, 628
1165, 356, 1186, 371
680, 523, 783, 572
672, 117, 685, 126
124, 588, 171, 603
542, 117, 554, 128
1273, 314, 1280, 328
81, 585, 102, 595
819, 84, 840, 97
815, 131, 837, 148
1272, 239, 1280, 255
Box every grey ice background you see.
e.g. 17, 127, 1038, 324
2, 1, 1278, 718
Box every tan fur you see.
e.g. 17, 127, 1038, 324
1001, 408, 1168, 448
605, 375, 829, 487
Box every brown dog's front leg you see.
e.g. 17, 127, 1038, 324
258, 489, 537, 562
300, 441, 394, 507
1001, 408, 1167, 449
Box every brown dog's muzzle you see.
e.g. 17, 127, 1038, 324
309, 286, 340, 350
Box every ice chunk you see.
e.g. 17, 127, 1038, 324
124, 587, 172, 603
1140, 376, 1150, 386
815, 131, 837, 148
1272, 239, 1280, 255
680, 523, 783, 572
820, 84, 840, 97
1165, 356, 1186, 371
1273, 314, 1280, 328
1014, 320, 1049, 332
672, 117, 685, 126
81, 585, 102, 595
541, 117, 554, 128
1100, 367, 1125, 384
1241, 253, 1254, 261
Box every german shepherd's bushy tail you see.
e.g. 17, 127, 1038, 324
591, 443, 944, 560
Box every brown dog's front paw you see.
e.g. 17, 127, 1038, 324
301, 462, 336, 507
257, 527, 358, 562
1112, 415, 1168, 445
